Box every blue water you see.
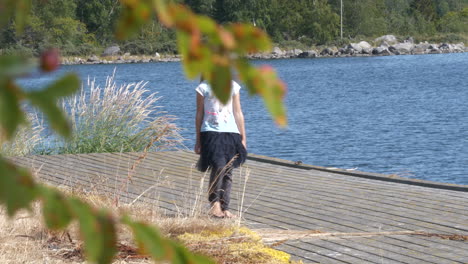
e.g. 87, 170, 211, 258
19, 53, 468, 185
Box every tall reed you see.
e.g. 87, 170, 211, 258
0, 112, 44, 156
2, 71, 183, 156
58, 71, 182, 153
55, 70, 183, 154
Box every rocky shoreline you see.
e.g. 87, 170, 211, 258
62, 35, 467, 65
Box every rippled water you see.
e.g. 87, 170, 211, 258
20, 53, 468, 184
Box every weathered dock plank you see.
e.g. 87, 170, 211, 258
10, 151, 468, 264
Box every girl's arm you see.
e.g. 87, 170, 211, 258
233, 94, 247, 149
195, 93, 204, 154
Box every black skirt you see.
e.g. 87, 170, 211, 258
197, 131, 247, 172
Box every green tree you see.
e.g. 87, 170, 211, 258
410, 0, 438, 21
269, 0, 307, 40
443, 0, 468, 12
408, 0, 438, 35
121, 19, 177, 54
435, 0, 451, 17
33, 0, 77, 24
383, 0, 414, 35
259, 0, 285, 41
344, 0, 387, 37
238, 0, 273, 29
438, 7, 468, 33
298, 0, 340, 44
27, 0, 96, 54
184, 0, 214, 15
48, 17, 90, 46
211, 0, 246, 24
75, 0, 121, 44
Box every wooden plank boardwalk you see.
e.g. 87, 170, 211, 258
11, 151, 468, 264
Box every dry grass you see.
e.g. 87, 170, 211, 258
0, 165, 298, 264
0, 195, 295, 264
0, 205, 76, 264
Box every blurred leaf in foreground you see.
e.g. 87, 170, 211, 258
0, 0, 31, 33
0, 79, 26, 140
0, 157, 37, 216
40, 186, 73, 230
0, 55, 35, 78
69, 198, 117, 264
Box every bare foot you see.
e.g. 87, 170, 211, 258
223, 210, 237, 219
209, 202, 224, 218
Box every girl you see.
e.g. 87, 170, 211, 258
195, 78, 247, 218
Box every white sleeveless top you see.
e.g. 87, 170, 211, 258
196, 81, 241, 133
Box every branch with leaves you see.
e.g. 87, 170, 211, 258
0, 0, 287, 263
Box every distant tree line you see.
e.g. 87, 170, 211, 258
1, 0, 467, 56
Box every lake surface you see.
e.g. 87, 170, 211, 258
20, 53, 468, 185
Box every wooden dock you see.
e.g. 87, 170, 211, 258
12, 151, 468, 264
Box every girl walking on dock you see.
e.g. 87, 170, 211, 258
194, 78, 247, 218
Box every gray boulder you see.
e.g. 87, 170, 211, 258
115, 56, 125, 63
298, 50, 317, 58
379, 41, 389, 47
358, 41, 372, 49
412, 47, 426, 55
348, 43, 362, 53
405, 36, 414, 44
412, 43, 430, 55
439, 43, 452, 53
388, 46, 399, 55
372, 47, 392, 56
452, 43, 465, 52
292, 49, 303, 56
251, 53, 272, 59
361, 48, 372, 54
284, 50, 294, 57
87, 55, 99, 62
415, 42, 430, 50
102, 46, 120, 56
346, 48, 356, 55
73, 57, 84, 64
272, 47, 284, 56
375, 35, 398, 45
320, 48, 333, 56
429, 48, 441, 54
380, 48, 392, 56
391, 42, 414, 54
358, 41, 372, 53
